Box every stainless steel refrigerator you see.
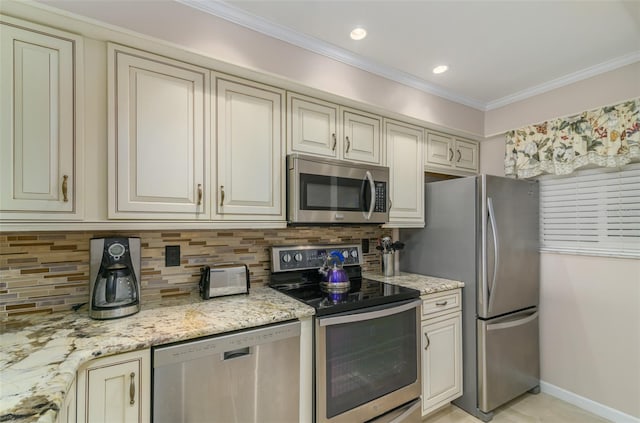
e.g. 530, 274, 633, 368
399, 175, 540, 422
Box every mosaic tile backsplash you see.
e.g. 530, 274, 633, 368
0, 226, 391, 320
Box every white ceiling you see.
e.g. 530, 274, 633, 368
179, 0, 640, 110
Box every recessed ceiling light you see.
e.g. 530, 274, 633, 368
350, 27, 367, 41
432, 65, 449, 74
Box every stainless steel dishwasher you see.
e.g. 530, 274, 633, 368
152, 320, 300, 423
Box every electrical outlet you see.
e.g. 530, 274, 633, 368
361, 239, 369, 254
165, 245, 180, 267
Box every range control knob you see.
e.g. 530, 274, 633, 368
282, 253, 292, 263
342, 250, 350, 260
351, 249, 358, 258
294, 253, 303, 262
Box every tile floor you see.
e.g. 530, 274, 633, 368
423, 393, 610, 423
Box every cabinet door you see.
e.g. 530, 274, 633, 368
342, 109, 382, 164
385, 120, 424, 227
454, 138, 479, 172
56, 378, 76, 423
288, 93, 338, 158
216, 76, 285, 219
425, 132, 454, 168
421, 313, 462, 416
109, 44, 209, 219
0, 19, 82, 219
77, 349, 150, 423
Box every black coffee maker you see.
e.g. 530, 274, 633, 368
89, 237, 141, 319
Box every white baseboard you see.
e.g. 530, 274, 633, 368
540, 380, 640, 423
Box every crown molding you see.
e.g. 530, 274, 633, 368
178, 0, 640, 112
176, 0, 487, 110
485, 51, 640, 111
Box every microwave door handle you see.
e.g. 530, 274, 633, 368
364, 171, 376, 220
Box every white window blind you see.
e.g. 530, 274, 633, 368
539, 163, 640, 257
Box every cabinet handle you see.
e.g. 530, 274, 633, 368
62, 175, 69, 202
220, 185, 225, 207
436, 301, 448, 306
345, 136, 351, 153
424, 333, 430, 350
448, 148, 454, 162
457, 150, 462, 162
388, 198, 393, 212
197, 184, 203, 206
129, 372, 135, 405
332, 133, 337, 151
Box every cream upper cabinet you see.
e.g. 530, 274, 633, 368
108, 44, 209, 219
288, 92, 338, 158
425, 131, 479, 175
215, 75, 285, 220
421, 289, 463, 417
77, 349, 150, 423
0, 16, 83, 220
288, 93, 382, 164
384, 119, 424, 227
342, 108, 382, 164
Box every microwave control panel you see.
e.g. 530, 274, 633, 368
374, 182, 387, 213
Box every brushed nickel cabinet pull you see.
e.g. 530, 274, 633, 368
388, 198, 393, 212
424, 333, 430, 350
332, 133, 337, 151
62, 175, 69, 202
197, 184, 203, 206
345, 136, 351, 153
457, 150, 462, 162
436, 301, 448, 306
448, 148, 454, 162
220, 186, 225, 207
129, 372, 135, 405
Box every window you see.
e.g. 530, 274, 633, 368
538, 163, 640, 257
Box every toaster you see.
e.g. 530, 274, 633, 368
199, 263, 250, 299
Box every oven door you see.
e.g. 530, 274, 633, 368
315, 299, 421, 423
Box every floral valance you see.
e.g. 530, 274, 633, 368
505, 98, 640, 179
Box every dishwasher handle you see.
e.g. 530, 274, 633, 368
223, 347, 251, 360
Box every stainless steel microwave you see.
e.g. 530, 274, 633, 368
287, 154, 390, 224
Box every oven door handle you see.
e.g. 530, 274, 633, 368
318, 299, 421, 327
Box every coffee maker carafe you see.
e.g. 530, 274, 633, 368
89, 237, 141, 319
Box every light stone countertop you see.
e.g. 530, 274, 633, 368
0, 272, 462, 423
0, 287, 314, 423
363, 271, 465, 295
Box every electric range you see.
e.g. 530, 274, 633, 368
269, 244, 420, 316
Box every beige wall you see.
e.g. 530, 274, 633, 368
540, 253, 640, 418
485, 61, 640, 136
481, 69, 640, 419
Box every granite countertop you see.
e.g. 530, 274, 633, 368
363, 271, 465, 295
0, 287, 315, 423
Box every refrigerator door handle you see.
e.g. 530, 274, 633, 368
486, 309, 538, 331
487, 197, 499, 311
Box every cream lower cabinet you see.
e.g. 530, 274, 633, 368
421, 289, 463, 416
77, 349, 151, 423
384, 119, 424, 227
425, 131, 479, 176
55, 378, 76, 423
215, 75, 285, 220
108, 44, 209, 219
0, 16, 83, 220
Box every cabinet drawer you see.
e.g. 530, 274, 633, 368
422, 289, 461, 319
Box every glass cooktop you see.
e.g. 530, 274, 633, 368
271, 277, 419, 316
